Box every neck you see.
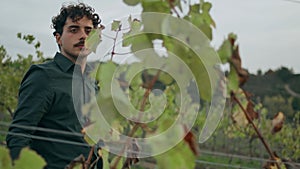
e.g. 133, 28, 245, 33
61, 52, 87, 74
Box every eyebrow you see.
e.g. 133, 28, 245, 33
67, 25, 93, 29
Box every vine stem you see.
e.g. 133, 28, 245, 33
110, 69, 162, 169
110, 25, 122, 60
168, 0, 181, 18
231, 91, 281, 169
84, 145, 95, 169
0, 102, 13, 118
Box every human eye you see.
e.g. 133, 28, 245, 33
85, 27, 92, 35
69, 27, 78, 33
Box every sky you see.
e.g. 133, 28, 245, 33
0, 0, 299, 74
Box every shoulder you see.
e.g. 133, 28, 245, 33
21, 60, 56, 86
34, 59, 56, 71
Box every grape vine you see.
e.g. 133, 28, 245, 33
0, 1, 299, 169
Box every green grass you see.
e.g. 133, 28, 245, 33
196, 153, 262, 169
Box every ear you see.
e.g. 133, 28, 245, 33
54, 33, 62, 46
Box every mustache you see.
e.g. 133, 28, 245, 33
74, 41, 85, 47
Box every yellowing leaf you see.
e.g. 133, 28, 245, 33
263, 152, 287, 169
232, 111, 248, 127
231, 89, 249, 126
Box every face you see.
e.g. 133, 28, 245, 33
55, 16, 93, 62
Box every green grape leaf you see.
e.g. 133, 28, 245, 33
201, 2, 212, 12
83, 134, 96, 146
72, 164, 82, 169
227, 65, 239, 92
110, 156, 124, 169
111, 20, 121, 31
202, 3, 216, 28
154, 141, 196, 169
190, 4, 200, 13
14, 147, 46, 169
85, 28, 102, 53
217, 39, 232, 63
185, 3, 215, 40
0, 146, 12, 169
143, 69, 174, 86
227, 34, 249, 86
101, 149, 110, 169
185, 11, 203, 28
228, 32, 238, 41
122, 34, 133, 47
123, 16, 142, 47
130, 34, 153, 52
123, 15, 142, 34
129, 18, 142, 33
162, 36, 213, 101
123, 0, 140, 6
17, 32, 22, 39
97, 61, 117, 97
141, 0, 171, 13
199, 23, 212, 40
190, 60, 212, 101
157, 71, 174, 86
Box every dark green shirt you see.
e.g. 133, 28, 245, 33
6, 52, 97, 169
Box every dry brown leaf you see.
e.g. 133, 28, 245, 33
183, 125, 200, 156
228, 36, 249, 87
271, 112, 285, 134
246, 101, 259, 121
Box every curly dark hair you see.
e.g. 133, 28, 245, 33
51, 3, 101, 36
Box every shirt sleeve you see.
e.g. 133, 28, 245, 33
6, 65, 53, 160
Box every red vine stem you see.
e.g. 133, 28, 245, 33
84, 145, 95, 169
168, 0, 180, 18
110, 69, 162, 169
140, 70, 162, 112
110, 25, 122, 60
231, 91, 281, 169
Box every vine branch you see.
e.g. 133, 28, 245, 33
110, 69, 162, 169
231, 91, 281, 169
0, 102, 14, 118
168, 0, 181, 18
110, 24, 122, 60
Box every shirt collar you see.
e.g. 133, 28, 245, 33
54, 52, 75, 73
54, 52, 94, 74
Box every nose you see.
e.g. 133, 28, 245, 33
79, 29, 88, 40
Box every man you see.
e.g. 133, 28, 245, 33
6, 3, 102, 169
